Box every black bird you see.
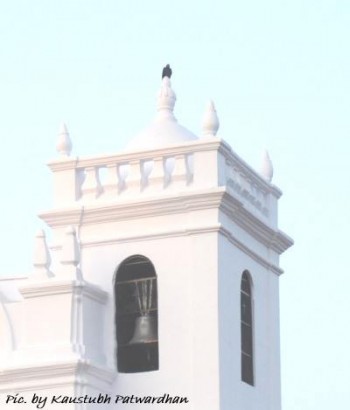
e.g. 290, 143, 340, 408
162, 64, 172, 79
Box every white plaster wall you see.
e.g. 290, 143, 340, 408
0, 203, 285, 410
23, 292, 72, 349
218, 233, 281, 410
83, 296, 107, 365
73, 210, 221, 409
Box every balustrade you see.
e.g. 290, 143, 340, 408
75, 152, 192, 201
49, 139, 276, 222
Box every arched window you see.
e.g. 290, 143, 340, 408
241, 270, 254, 385
115, 255, 159, 373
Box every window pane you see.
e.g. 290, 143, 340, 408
241, 322, 253, 356
241, 353, 254, 385
241, 273, 251, 295
116, 282, 139, 315
118, 342, 159, 373
240, 271, 254, 386
117, 257, 156, 282
115, 255, 159, 373
117, 315, 138, 345
241, 292, 252, 325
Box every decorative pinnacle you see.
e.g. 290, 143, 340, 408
156, 76, 177, 121
61, 226, 80, 267
260, 149, 274, 182
202, 100, 220, 137
33, 229, 52, 276
56, 122, 72, 157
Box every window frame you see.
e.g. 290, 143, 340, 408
240, 270, 254, 386
114, 255, 159, 373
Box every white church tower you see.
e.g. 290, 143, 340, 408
0, 68, 293, 410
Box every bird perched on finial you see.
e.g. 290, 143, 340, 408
162, 64, 172, 79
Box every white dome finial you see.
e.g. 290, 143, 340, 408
126, 66, 199, 149
156, 77, 177, 121
56, 122, 72, 157
202, 100, 220, 138
260, 149, 274, 182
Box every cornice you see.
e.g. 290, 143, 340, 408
85, 223, 283, 275
0, 360, 115, 392
220, 192, 293, 255
39, 189, 225, 228
18, 279, 108, 303
40, 187, 292, 256
218, 226, 283, 276
50, 223, 283, 276
78, 224, 222, 249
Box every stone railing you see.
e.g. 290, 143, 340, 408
48, 138, 281, 222
78, 151, 192, 201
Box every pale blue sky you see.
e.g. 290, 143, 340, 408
0, 1, 349, 408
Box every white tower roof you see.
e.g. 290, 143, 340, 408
126, 76, 198, 150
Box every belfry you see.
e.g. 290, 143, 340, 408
0, 68, 293, 409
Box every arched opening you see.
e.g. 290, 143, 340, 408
241, 270, 254, 385
115, 255, 159, 373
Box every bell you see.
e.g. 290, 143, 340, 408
129, 314, 157, 345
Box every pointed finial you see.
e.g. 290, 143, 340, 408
156, 74, 177, 121
33, 229, 52, 278
202, 100, 220, 138
56, 122, 72, 157
260, 149, 274, 182
61, 226, 80, 268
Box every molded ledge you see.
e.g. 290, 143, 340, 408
19, 279, 108, 303
0, 359, 116, 392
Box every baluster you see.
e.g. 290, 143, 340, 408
125, 160, 141, 194
140, 160, 152, 191
147, 157, 165, 192
81, 166, 102, 200
117, 163, 127, 194
186, 154, 194, 184
168, 154, 187, 188
104, 164, 118, 198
